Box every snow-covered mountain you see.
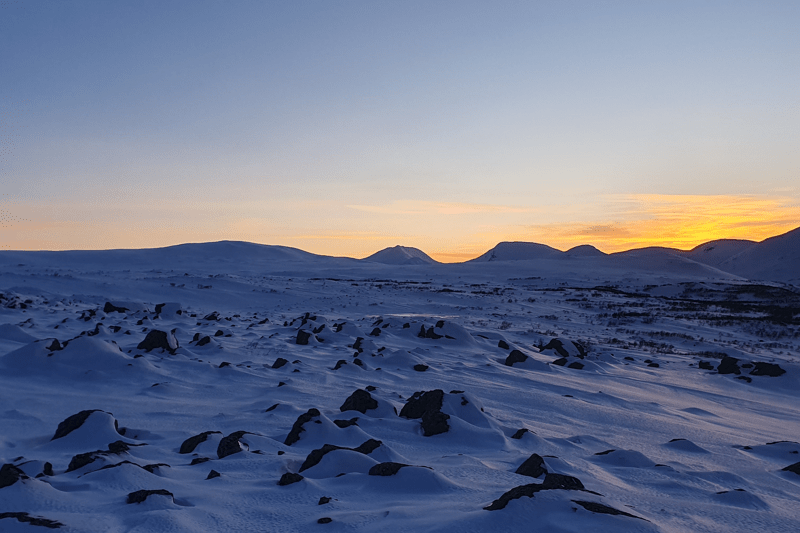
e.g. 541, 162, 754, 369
362, 246, 438, 265
716, 226, 800, 284
469, 241, 562, 262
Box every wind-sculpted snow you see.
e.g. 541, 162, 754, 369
0, 250, 799, 532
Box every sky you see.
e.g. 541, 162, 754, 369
1, 0, 798, 261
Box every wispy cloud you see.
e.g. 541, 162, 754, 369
346, 200, 533, 216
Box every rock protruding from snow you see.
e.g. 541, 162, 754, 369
126, 489, 174, 504
504, 350, 528, 366
285, 409, 320, 446
340, 389, 378, 414
52, 409, 107, 441
515, 453, 547, 478
217, 431, 248, 459
368, 462, 409, 476
0, 463, 29, 489
399, 390, 450, 436
750, 362, 786, 377
136, 330, 179, 353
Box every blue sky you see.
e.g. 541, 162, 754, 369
2, 0, 798, 259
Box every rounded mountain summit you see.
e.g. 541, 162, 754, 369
362, 246, 438, 265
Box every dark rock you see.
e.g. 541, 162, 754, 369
285, 409, 321, 446
736, 376, 752, 383
272, 358, 289, 369
196, 335, 211, 346
318, 517, 332, 524
717, 356, 741, 375
203, 312, 220, 321
698, 361, 715, 370
782, 462, 800, 475
0, 512, 64, 529
333, 360, 347, 370
484, 483, 542, 510
318, 496, 331, 505
435, 320, 445, 328
67, 452, 102, 472
572, 500, 644, 519
52, 409, 103, 440
353, 358, 364, 367
511, 428, 529, 439
417, 325, 427, 338
750, 362, 786, 377
354, 439, 382, 454
299, 444, 341, 472
647, 362, 660, 368
400, 389, 444, 419
368, 462, 409, 476
366, 385, 377, 392
594, 449, 615, 455
542, 473, 584, 491
137, 330, 178, 353
313, 324, 325, 334
624, 356, 635, 361
352, 337, 364, 351
333, 418, 358, 428
104, 302, 128, 314
278, 381, 286, 387
180, 431, 222, 454
0, 463, 28, 488
214, 330, 224, 337
42, 462, 53, 477
219, 362, 231, 368
206, 469, 221, 480
126, 489, 173, 504
413, 364, 429, 372
265, 403, 279, 412
421, 410, 450, 436
296, 330, 312, 345
277, 472, 303, 486
217, 431, 248, 459
340, 389, 378, 414
498, 340, 510, 350
190, 457, 210, 465
551, 358, 568, 366
425, 327, 442, 340
369, 328, 381, 337
515, 454, 547, 478
46, 339, 63, 351
543, 338, 586, 358
142, 463, 169, 473
568, 361, 585, 369
107, 440, 131, 454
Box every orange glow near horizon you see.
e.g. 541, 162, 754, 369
1, 194, 797, 262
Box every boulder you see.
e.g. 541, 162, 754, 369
340, 389, 378, 414
515, 454, 547, 478
504, 350, 528, 366
284, 408, 320, 446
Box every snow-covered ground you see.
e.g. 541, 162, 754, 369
1, 239, 799, 532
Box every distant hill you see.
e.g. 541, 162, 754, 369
716, 227, 800, 284
681, 239, 756, 268
469, 242, 562, 262
565, 244, 606, 257
362, 245, 438, 265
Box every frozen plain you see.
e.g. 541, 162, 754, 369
1, 233, 799, 532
